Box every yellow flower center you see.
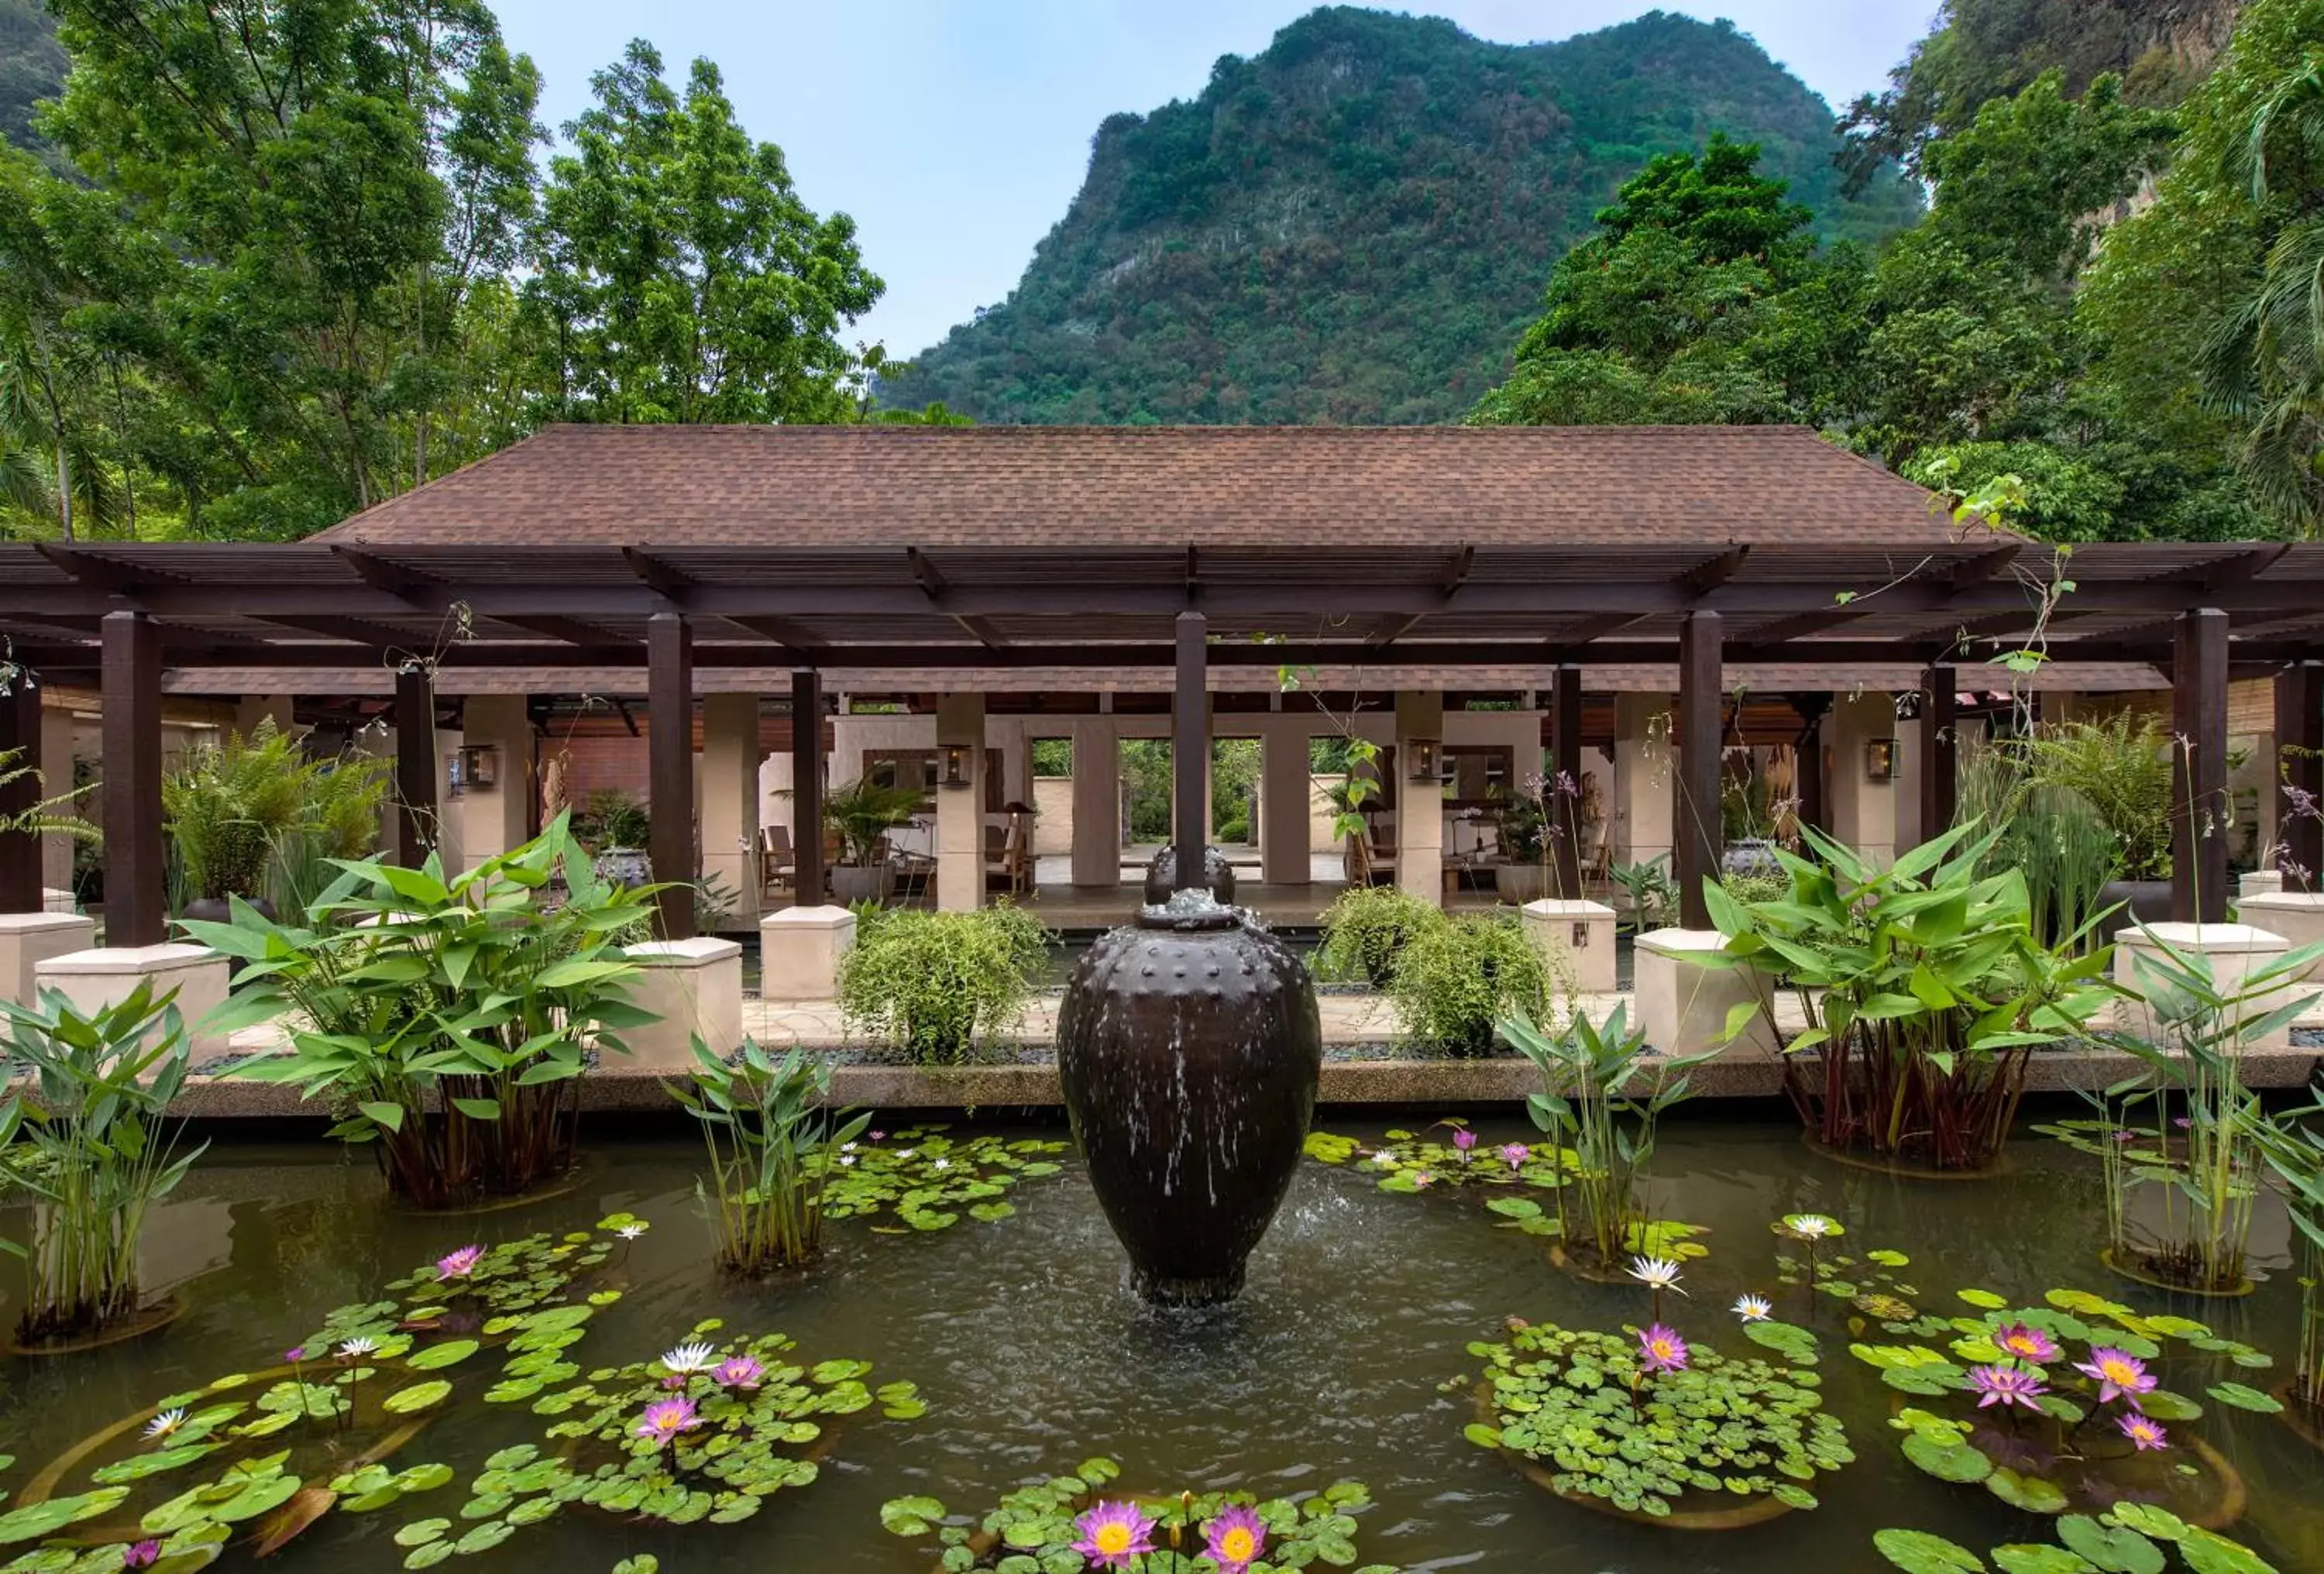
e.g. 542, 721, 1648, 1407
1220, 1528, 1257, 1560
1095, 1524, 1132, 1555
2102, 1359, 2136, 1382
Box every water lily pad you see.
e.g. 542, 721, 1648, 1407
1903, 1432, 1992, 1484
0, 1488, 132, 1545
1985, 1468, 2068, 1514
395, 1518, 451, 1548
1958, 1289, 2009, 1310
2203, 1382, 2282, 1414
452, 1520, 514, 1555
1745, 1320, 1821, 1365
2136, 1390, 2203, 1422
404, 1539, 455, 1569
92, 1443, 221, 1483
881, 1494, 947, 1536
405, 1340, 478, 1371
1993, 1547, 2100, 1573
383, 1380, 454, 1414
1875, 1528, 1986, 1572
2176, 1529, 2278, 1574
2057, 1515, 2165, 1574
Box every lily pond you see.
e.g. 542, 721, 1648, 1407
2, 1119, 2319, 1574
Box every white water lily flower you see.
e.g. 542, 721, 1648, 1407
661, 1341, 718, 1374
1783, 1214, 1840, 1240
841, 1142, 858, 1153
839, 1155, 856, 1166
1625, 1256, 1688, 1295
335, 1337, 377, 1360
1733, 1294, 1774, 1322
897, 1149, 916, 1160
932, 1157, 951, 1171
616, 1224, 648, 1240
144, 1408, 187, 1441
1373, 1154, 1397, 1170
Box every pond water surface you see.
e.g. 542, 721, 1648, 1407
3, 1117, 2320, 1572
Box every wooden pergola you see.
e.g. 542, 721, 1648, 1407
3, 536, 2321, 944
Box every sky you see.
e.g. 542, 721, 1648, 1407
487, 1, 1938, 362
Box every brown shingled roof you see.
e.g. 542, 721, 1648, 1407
318, 424, 1958, 548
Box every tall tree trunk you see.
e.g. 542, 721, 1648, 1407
52, 440, 70, 541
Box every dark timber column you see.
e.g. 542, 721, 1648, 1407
1174, 611, 1207, 885
1675, 611, 1722, 930
392, 662, 437, 867
102, 611, 163, 947
1552, 664, 1583, 899
1793, 693, 1831, 842
2276, 661, 2324, 891
2172, 608, 2230, 923
1917, 663, 1958, 848
0, 670, 43, 912
648, 612, 696, 940
791, 669, 824, 906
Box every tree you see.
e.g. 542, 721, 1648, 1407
528, 41, 882, 425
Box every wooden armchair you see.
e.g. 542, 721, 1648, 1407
757, 825, 795, 902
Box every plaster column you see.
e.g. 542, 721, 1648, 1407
1071, 716, 1120, 888
699, 692, 762, 926
935, 692, 986, 911
1395, 691, 1444, 906
457, 694, 531, 871
1260, 724, 1309, 885
1611, 693, 1673, 871
233, 695, 293, 739
1828, 692, 1899, 866
40, 699, 76, 897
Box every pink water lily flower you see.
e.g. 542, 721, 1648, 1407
2118, 1412, 2169, 1452
1071, 1500, 1157, 1569
634, 1397, 701, 1443
712, 1356, 765, 1390
1968, 1363, 2048, 1411
1452, 1129, 1477, 1158
1996, 1323, 2061, 1364
1500, 1143, 1529, 1170
121, 1543, 161, 1569
1636, 1323, 1690, 1374
2076, 1347, 2157, 1409
435, 1245, 485, 1280
1204, 1504, 1268, 1572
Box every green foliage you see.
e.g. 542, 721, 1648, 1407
1958, 741, 2122, 949
0, 0, 62, 159
2024, 716, 2177, 880
1314, 883, 1446, 987
818, 777, 923, 868
879, 1463, 1391, 1572
1709, 822, 2116, 1168
1607, 854, 1677, 932
160, 720, 388, 907
816, 1126, 1067, 1233
189, 813, 666, 1206
834, 905, 1052, 1064
883, 9, 1917, 424
1385, 912, 1551, 1058
667, 1038, 868, 1274
0, 983, 205, 1341
571, 789, 651, 853
1468, 1318, 1852, 1518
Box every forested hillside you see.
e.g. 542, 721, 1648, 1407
0, 0, 64, 157
879, 9, 1921, 425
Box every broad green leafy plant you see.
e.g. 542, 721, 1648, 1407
834, 904, 1051, 1064
0, 985, 205, 1344
1708, 821, 2115, 1170
190, 814, 665, 1208
667, 1037, 868, 1273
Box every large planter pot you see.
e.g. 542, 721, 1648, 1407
2098, 878, 2172, 943
1142, 844, 1236, 905
1721, 838, 1781, 881
1056, 899, 1321, 1306
830, 863, 895, 905
1494, 864, 1550, 902
179, 895, 276, 926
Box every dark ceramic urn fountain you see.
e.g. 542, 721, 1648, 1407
1057, 854, 1322, 1308
1140, 843, 1236, 906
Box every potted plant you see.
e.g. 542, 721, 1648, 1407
2026, 715, 2175, 937
1708, 821, 2116, 1171
187, 813, 667, 1208
160, 720, 370, 922
836, 903, 1053, 1064
1385, 912, 1552, 1058
0, 984, 206, 1349
1315, 884, 1445, 987
1492, 782, 1551, 902
822, 778, 923, 904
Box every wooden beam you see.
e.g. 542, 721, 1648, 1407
792, 670, 824, 905
37, 544, 143, 592
1793, 692, 1831, 839
907, 547, 947, 600
2172, 608, 2230, 923
1174, 610, 1208, 877
1679, 545, 1750, 597
1734, 605, 1875, 651
1552, 663, 1583, 899
648, 613, 696, 940
723, 614, 825, 655
1676, 610, 1722, 929
2274, 662, 2324, 890
623, 547, 695, 602
0, 669, 43, 911
1917, 662, 1958, 850
490, 613, 637, 648
103, 611, 165, 945
393, 662, 437, 866
250, 613, 428, 648
332, 545, 434, 602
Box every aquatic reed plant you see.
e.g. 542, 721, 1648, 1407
1958, 744, 2120, 951
0, 985, 205, 1342
668, 1036, 868, 1273
2252, 1101, 2324, 1410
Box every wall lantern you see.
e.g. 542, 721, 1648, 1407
940, 743, 971, 789
456, 743, 500, 791
1570, 921, 1590, 950
1407, 738, 1441, 782
1864, 738, 1896, 783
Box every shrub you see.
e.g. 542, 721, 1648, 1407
669, 1036, 868, 1273
191, 813, 665, 1207
573, 787, 652, 851
1315, 885, 1446, 986
1387, 912, 1551, 1057
2025, 715, 2175, 881
160, 719, 388, 909
837, 904, 1053, 1064
0, 984, 206, 1342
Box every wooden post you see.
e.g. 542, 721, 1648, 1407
648, 612, 696, 940
1675, 610, 1721, 930
1917, 663, 1958, 848
791, 669, 823, 906
102, 611, 163, 947
2172, 608, 2229, 923
1174, 610, 1207, 883
0, 669, 43, 912
2276, 661, 2324, 891
1552, 663, 1583, 899
1793, 692, 1831, 841
393, 662, 437, 866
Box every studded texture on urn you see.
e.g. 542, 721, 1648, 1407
1055, 900, 1321, 1306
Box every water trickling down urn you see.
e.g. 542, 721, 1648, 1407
1054, 844, 1323, 1307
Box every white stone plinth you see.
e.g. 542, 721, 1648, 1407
621, 936, 744, 1072
758, 906, 857, 1000
2240, 869, 2284, 900
1633, 927, 1781, 1060
43, 888, 77, 916
0, 912, 98, 1007
2234, 893, 2324, 986
1520, 899, 1618, 995
31, 943, 230, 1062
2112, 922, 2300, 1052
